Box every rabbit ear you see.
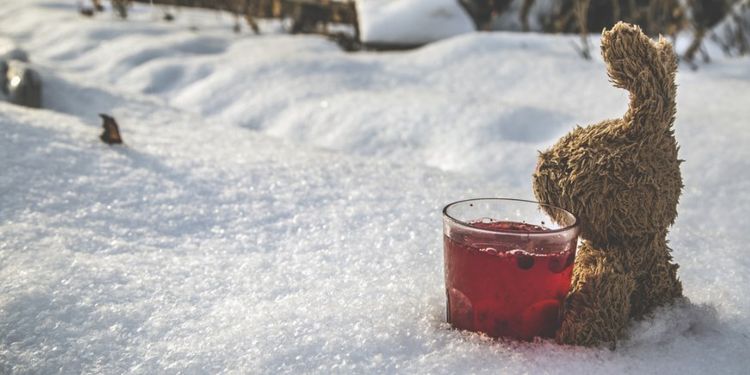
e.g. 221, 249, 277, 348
656, 36, 678, 74
601, 22, 677, 132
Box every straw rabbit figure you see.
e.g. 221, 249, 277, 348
532, 22, 684, 347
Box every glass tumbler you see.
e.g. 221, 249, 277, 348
443, 198, 579, 340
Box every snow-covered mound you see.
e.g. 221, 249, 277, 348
0, 36, 28, 62
1, 1, 749, 373
356, 0, 475, 45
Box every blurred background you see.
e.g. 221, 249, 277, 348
71, 0, 750, 63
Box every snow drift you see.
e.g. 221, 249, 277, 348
356, 0, 475, 45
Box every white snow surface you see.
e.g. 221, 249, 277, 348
356, 0, 475, 44
1, 1, 750, 374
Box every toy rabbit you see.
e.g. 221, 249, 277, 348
533, 22, 684, 347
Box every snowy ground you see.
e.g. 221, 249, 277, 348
356, 0, 474, 44
1, 1, 750, 374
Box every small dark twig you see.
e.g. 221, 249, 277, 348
99, 114, 124, 145
575, 0, 592, 60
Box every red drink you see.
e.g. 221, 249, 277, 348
443, 199, 579, 341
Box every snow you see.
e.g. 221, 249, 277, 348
356, 0, 475, 44
1, 1, 750, 373
0, 36, 28, 62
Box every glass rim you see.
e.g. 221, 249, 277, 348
442, 197, 579, 236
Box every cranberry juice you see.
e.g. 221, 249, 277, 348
444, 221, 576, 340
